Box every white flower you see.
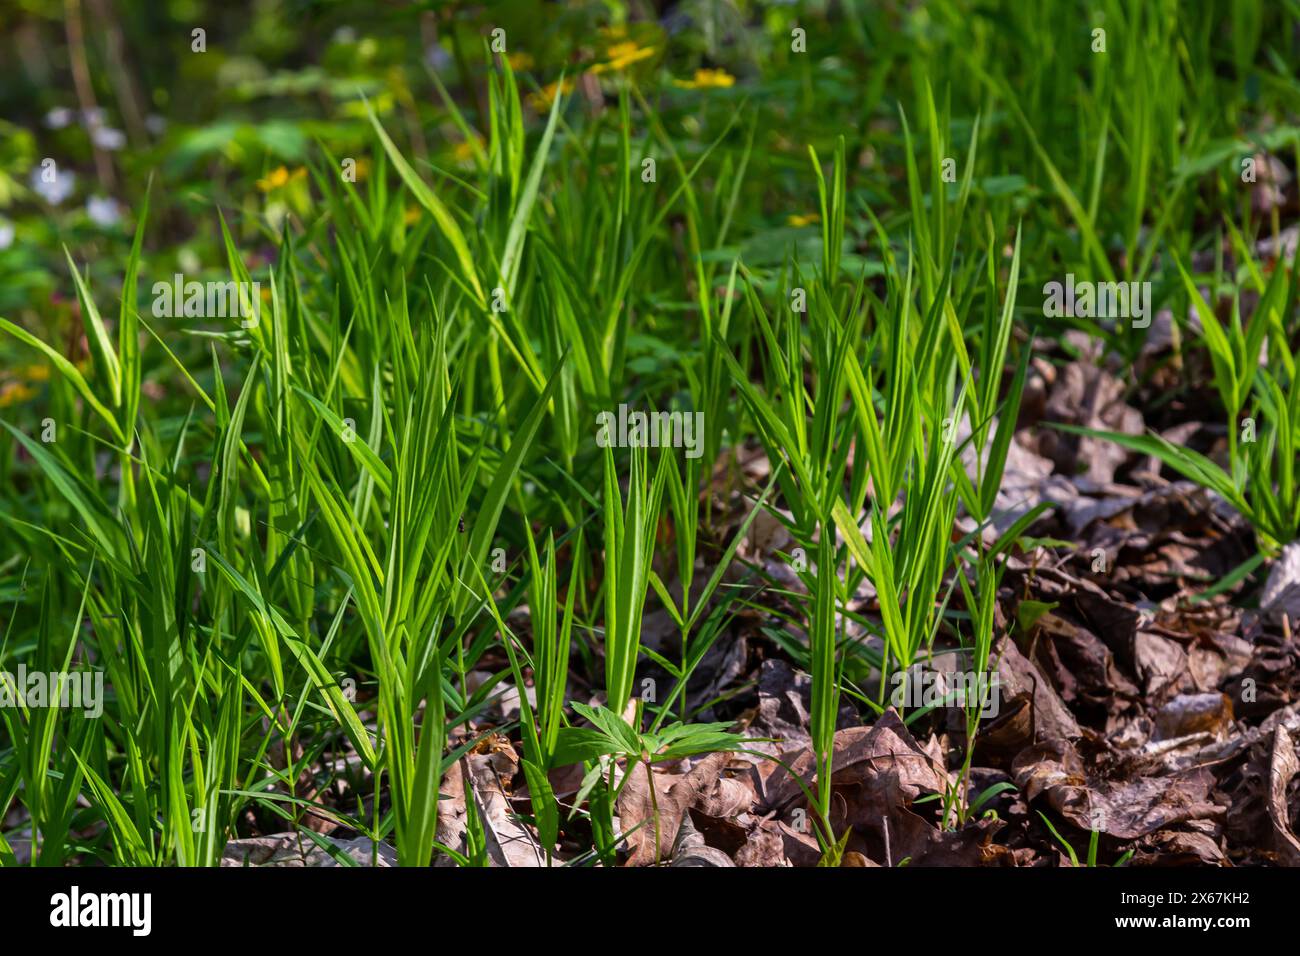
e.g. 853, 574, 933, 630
44, 107, 74, 129
86, 195, 122, 227
91, 126, 126, 151
30, 166, 75, 205
0, 219, 14, 250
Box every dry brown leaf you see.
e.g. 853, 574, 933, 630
1132, 830, 1227, 866
990, 635, 1082, 747
1154, 693, 1233, 742
618, 751, 729, 866
1041, 359, 1144, 485
465, 751, 546, 867
733, 824, 788, 867
1266, 725, 1300, 865
1014, 740, 1222, 840
759, 709, 947, 813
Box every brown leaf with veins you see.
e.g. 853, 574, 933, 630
1014, 739, 1222, 840
465, 750, 546, 867
1132, 830, 1226, 866
758, 709, 947, 814
980, 636, 1080, 760
618, 751, 729, 866
1266, 725, 1300, 865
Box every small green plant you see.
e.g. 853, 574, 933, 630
1037, 812, 1135, 868
1071, 238, 1300, 554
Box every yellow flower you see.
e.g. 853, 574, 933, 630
404, 205, 421, 225
451, 136, 484, 166
507, 52, 535, 71
256, 165, 307, 193
674, 68, 735, 90
0, 381, 37, 408
592, 41, 655, 73
528, 78, 574, 112
787, 212, 821, 227
18, 363, 49, 382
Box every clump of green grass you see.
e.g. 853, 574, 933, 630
1075, 233, 1300, 555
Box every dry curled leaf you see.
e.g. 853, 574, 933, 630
618, 751, 730, 866
1267, 725, 1300, 865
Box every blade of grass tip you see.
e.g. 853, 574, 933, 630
363, 94, 486, 307
970, 64, 1115, 285
500, 74, 564, 298
63, 248, 122, 409
119, 178, 151, 454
